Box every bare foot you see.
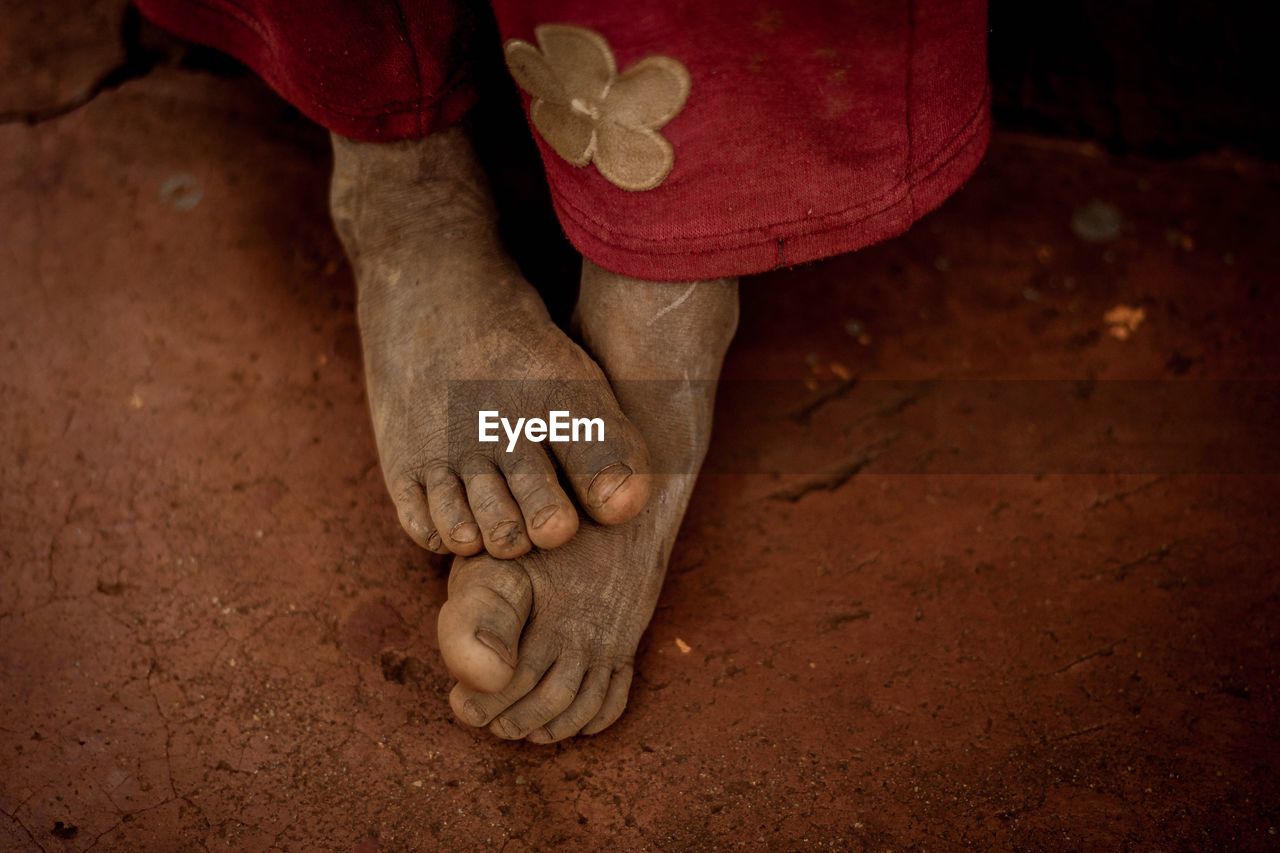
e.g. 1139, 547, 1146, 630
330, 130, 651, 558
438, 260, 738, 740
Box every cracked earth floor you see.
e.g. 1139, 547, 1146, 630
3, 42, 1280, 853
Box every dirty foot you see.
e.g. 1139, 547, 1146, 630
330, 130, 651, 558
439, 260, 739, 741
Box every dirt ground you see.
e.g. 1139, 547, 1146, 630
3, 23, 1279, 853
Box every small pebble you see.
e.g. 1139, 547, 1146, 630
159, 173, 204, 212
1071, 200, 1123, 243
1104, 304, 1146, 340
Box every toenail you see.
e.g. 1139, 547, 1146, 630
462, 698, 488, 726
449, 521, 480, 544
588, 463, 633, 506
530, 505, 560, 530
489, 520, 521, 544
494, 717, 521, 739
426, 530, 443, 550
474, 628, 515, 666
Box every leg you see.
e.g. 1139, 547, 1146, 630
438, 259, 738, 737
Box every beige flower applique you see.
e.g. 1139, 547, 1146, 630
504, 24, 691, 192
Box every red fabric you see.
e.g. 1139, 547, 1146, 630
134, 0, 479, 139
136, 0, 989, 281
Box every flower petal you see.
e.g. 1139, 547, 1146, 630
603, 56, 691, 130
593, 122, 674, 191
531, 99, 596, 166
535, 24, 616, 102
504, 39, 566, 103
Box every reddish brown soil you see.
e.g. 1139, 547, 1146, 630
0, 0, 128, 120
3, 63, 1279, 852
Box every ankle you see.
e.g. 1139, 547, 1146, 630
577, 260, 739, 377
329, 128, 500, 259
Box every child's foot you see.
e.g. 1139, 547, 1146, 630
439, 260, 738, 740
330, 131, 651, 558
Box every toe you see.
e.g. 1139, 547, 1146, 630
425, 464, 483, 555
464, 467, 532, 558
526, 664, 611, 744
391, 477, 448, 553
488, 653, 588, 740
583, 461, 651, 524
546, 381, 652, 525
498, 446, 579, 550
580, 663, 634, 736
437, 555, 533, 693
448, 634, 558, 726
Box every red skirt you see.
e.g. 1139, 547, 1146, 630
136, 0, 990, 281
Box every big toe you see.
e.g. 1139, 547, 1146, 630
437, 555, 533, 694
585, 460, 651, 525
548, 382, 653, 526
